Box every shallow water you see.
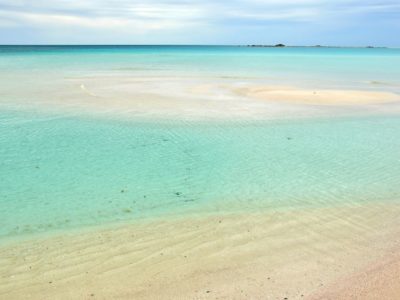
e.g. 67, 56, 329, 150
1, 46, 400, 241
1, 46, 400, 98
1, 110, 400, 239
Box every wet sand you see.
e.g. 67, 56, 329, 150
1, 202, 400, 299
311, 247, 400, 300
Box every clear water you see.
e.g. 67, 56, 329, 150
1, 46, 400, 84
1, 46, 400, 240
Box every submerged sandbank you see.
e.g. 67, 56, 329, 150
235, 86, 400, 106
1, 202, 400, 299
2, 74, 400, 121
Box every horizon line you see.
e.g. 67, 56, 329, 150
0, 44, 396, 49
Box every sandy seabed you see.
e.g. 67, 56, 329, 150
1, 202, 400, 299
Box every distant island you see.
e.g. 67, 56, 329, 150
248, 44, 286, 47
246, 44, 385, 48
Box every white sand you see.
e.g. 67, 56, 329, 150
1, 202, 400, 299
236, 86, 400, 105
310, 246, 400, 300
3, 76, 400, 121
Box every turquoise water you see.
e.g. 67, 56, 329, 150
1, 112, 400, 239
1, 46, 400, 89
1, 46, 400, 240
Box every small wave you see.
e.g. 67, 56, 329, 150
368, 80, 399, 86
80, 84, 97, 97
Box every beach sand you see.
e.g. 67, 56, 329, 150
311, 250, 400, 300
1, 202, 400, 299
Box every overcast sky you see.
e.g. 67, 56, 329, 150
0, 0, 399, 46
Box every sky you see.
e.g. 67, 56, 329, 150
0, 0, 399, 46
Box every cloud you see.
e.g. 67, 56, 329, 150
1, 0, 398, 27
0, 10, 199, 31
0, 1, 207, 31
0, 0, 398, 45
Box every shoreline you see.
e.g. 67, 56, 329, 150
1, 201, 400, 299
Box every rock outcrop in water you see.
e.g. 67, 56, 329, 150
247, 44, 286, 48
